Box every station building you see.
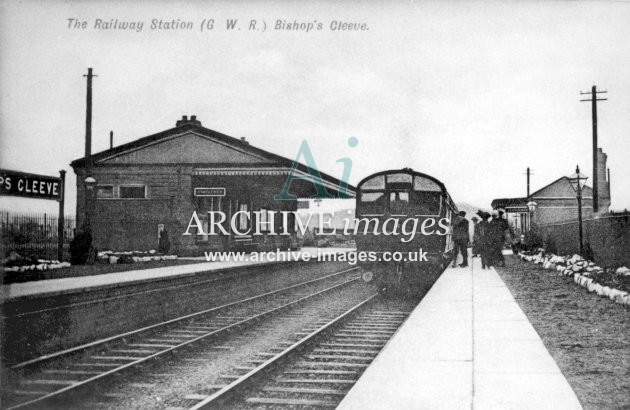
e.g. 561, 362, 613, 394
491, 148, 611, 236
71, 115, 354, 255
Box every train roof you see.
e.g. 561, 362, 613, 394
356, 168, 458, 212
357, 168, 444, 190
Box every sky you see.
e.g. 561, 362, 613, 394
1, 0, 629, 216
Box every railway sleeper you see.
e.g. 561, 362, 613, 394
261, 386, 347, 395
312, 348, 379, 355
307, 354, 373, 361
246, 397, 337, 407
275, 379, 356, 385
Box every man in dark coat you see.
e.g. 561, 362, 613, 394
471, 216, 481, 257
451, 211, 470, 268
489, 210, 510, 267
477, 211, 492, 269
158, 229, 170, 254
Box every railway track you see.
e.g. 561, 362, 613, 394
182, 294, 416, 409
3, 261, 350, 367
2, 267, 360, 409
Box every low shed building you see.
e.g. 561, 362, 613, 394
492, 178, 599, 237
71, 116, 354, 255
492, 149, 611, 236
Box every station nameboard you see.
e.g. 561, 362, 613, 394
0, 169, 62, 200
194, 187, 226, 197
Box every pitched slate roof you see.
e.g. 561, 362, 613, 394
491, 197, 528, 209
528, 176, 592, 198
70, 116, 355, 197
491, 176, 594, 209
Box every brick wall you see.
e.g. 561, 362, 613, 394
75, 165, 197, 253
540, 214, 630, 268
531, 178, 596, 225
535, 202, 594, 226
74, 166, 301, 254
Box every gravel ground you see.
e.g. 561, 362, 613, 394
232, 296, 418, 409
496, 256, 630, 410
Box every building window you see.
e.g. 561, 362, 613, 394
120, 185, 146, 199
96, 185, 114, 199
238, 203, 249, 232
257, 208, 276, 233
283, 211, 295, 234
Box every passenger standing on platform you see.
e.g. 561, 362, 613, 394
158, 229, 170, 254
498, 209, 514, 248
451, 211, 470, 268
498, 210, 512, 265
489, 211, 508, 267
477, 211, 492, 269
471, 216, 481, 257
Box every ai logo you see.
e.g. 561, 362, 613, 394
274, 137, 358, 200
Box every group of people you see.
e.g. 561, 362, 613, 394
450, 209, 512, 269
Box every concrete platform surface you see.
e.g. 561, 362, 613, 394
337, 255, 583, 410
2, 247, 352, 300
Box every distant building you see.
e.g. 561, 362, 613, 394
71, 115, 354, 255
491, 148, 611, 235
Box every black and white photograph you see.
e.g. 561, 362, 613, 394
1, 1, 629, 409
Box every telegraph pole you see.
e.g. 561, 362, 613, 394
83, 68, 97, 175
523, 167, 534, 197
83, 68, 97, 232
580, 85, 607, 212
57, 170, 66, 261
526, 167, 531, 197
82, 68, 98, 264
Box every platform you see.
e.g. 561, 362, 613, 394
337, 254, 583, 410
2, 247, 352, 300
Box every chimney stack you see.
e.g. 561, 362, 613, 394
175, 115, 201, 127
109, 130, 113, 149
596, 148, 610, 212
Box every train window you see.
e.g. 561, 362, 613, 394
361, 175, 385, 190
359, 192, 385, 215
387, 173, 413, 184
412, 192, 442, 216
414, 176, 441, 192
389, 191, 409, 215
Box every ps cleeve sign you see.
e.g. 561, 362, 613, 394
0, 169, 62, 200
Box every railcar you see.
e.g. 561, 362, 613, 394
354, 168, 457, 294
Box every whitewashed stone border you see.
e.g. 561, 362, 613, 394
3, 260, 71, 273
97, 250, 178, 264
519, 251, 630, 307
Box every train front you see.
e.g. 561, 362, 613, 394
354, 169, 455, 294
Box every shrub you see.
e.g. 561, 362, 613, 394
524, 227, 544, 251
